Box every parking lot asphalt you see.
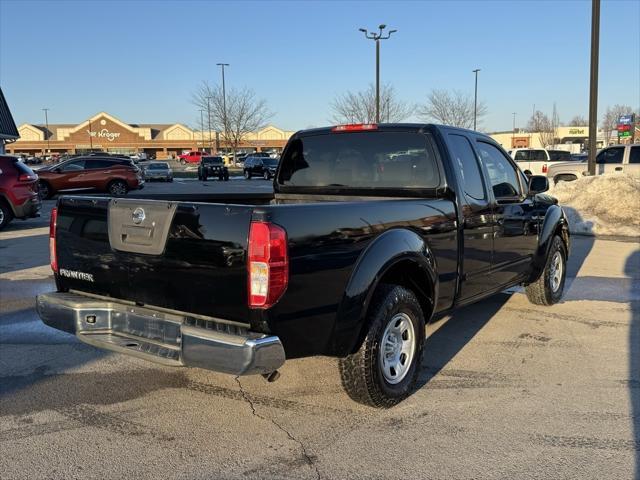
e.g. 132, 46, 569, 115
1, 182, 639, 479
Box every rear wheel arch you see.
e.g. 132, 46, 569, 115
335, 229, 438, 356
0, 194, 17, 216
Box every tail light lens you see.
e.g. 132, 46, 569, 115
18, 173, 37, 182
49, 207, 58, 273
248, 221, 288, 308
542, 164, 548, 173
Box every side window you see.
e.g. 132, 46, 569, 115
531, 150, 547, 161
448, 134, 485, 200
476, 141, 522, 200
514, 150, 528, 161
597, 147, 624, 164
629, 147, 640, 164
61, 160, 85, 172
85, 159, 113, 169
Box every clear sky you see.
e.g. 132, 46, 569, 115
1, 0, 638, 132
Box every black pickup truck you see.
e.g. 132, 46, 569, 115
37, 124, 570, 408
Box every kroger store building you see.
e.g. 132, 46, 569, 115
8, 112, 295, 159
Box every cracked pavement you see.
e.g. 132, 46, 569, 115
1, 191, 639, 479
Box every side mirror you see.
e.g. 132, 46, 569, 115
528, 175, 549, 194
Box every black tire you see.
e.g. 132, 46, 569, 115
180, 159, 186, 165
339, 284, 425, 408
525, 235, 567, 306
38, 181, 52, 200
168, 177, 173, 182
108, 180, 128, 196
244, 170, 251, 180
224, 172, 230, 181
202, 174, 208, 181
263, 171, 270, 180
0, 200, 13, 231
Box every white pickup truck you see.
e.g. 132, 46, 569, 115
509, 148, 574, 176
547, 144, 640, 184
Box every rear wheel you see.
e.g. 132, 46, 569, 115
38, 181, 52, 200
244, 170, 251, 180
526, 235, 567, 305
180, 159, 186, 165
339, 284, 425, 408
108, 180, 128, 196
263, 171, 270, 180
0, 200, 13, 231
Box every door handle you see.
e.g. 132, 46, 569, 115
615, 167, 623, 171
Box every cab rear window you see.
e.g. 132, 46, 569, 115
279, 132, 441, 189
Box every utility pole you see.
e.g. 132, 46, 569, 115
512, 112, 517, 147
88, 119, 93, 151
199, 109, 205, 151
359, 25, 397, 123
473, 69, 481, 131
206, 96, 213, 152
216, 63, 229, 155
42, 108, 51, 156
587, 0, 600, 176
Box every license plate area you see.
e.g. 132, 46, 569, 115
108, 199, 177, 254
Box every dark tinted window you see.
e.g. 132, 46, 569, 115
530, 150, 547, 161
597, 147, 624, 164
202, 156, 223, 165
61, 160, 86, 171
548, 150, 571, 161
147, 163, 169, 169
514, 150, 529, 161
85, 159, 114, 169
264, 158, 279, 166
630, 147, 640, 164
279, 131, 441, 189
476, 141, 521, 199
12, 160, 36, 176
448, 134, 485, 200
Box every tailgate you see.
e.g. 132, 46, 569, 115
55, 196, 253, 324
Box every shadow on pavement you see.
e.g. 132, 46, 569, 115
626, 250, 640, 478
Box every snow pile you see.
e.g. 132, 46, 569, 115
550, 174, 640, 237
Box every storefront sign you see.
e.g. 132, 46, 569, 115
568, 128, 585, 135
86, 128, 121, 142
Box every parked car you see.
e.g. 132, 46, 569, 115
37, 156, 144, 198
25, 156, 43, 165
143, 162, 173, 182
509, 148, 578, 176
547, 144, 640, 184
178, 151, 206, 165
37, 123, 569, 408
243, 156, 280, 179
198, 156, 229, 181
0, 155, 41, 230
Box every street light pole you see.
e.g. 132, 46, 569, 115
512, 112, 517, 147
88, 119, 93, 151
359, 25, 397, 123
216, 63, 229, 155
587, 0, 600, 176
42, 108, 50, 156
199, 109, 205, 151
473, 69, 481, 131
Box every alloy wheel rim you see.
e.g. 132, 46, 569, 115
549, 251, 563, 292
379, 312, 416, 385
111, 183, 126, 195
0, 207, 4, 224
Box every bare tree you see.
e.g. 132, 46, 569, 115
601, 104, 634, 145
416, 89, 487, 129
192, 81, 272, 162
330, 84, 413, 124
527, 107, 559, 148
568, 115, 587, 126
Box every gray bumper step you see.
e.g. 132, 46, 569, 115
36, 291, 285, 375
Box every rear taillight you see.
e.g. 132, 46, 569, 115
248, 221, 288, 308
49, 207, 58, 273
332, 123, 378, 132
18, 173, 37, 181
542, 164, 548, 173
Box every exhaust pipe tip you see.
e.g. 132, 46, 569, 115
262, 370, 281, 383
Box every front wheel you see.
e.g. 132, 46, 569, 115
108, 180, 128, 196
263, 171, 270, 180
339, 284, 425, 408
38, 181, 52, 200
0, 200, 13, 231
525, 235, 567, 305
244, 170, 251, 180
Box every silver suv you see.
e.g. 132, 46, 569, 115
547, 144, 640, 184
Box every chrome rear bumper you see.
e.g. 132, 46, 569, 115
36, 291, 285, 375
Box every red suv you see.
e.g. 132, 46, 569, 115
178, 151, 206, 164
37, 156, 144, 199
0, 155, 41, 230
